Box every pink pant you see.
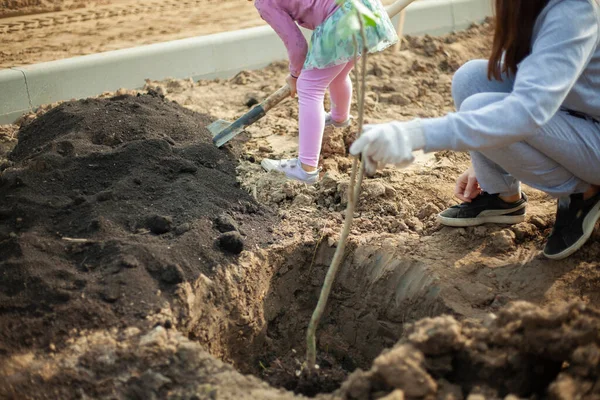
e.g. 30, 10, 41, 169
297, 61, 354, 167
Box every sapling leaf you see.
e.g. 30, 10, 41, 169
338, 11, 361, 39
349, 0, 379, 27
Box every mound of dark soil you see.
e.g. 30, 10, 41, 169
0, 93, 274, 356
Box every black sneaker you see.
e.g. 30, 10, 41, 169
437, 192, 528, 227
543, 192, 600, 260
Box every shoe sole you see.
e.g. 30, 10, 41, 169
543, 200, 600, 260
260, 159, 319, 185
326, 121, 351, 128
325, 115, 352, 128
437, 214, 526, 227
260, 159, 273, 172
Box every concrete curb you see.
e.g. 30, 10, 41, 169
0, 0, 491, 124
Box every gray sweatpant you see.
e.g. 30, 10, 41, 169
452, 60, 600, 198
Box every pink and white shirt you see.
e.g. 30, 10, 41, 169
255, 0, 340, 76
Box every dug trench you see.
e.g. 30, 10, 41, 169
179, 237, 451, 397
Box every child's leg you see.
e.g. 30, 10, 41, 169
328, 61, 355, 123
297, 63, 349, 169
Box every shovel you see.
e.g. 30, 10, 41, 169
209, 0, 417, 147
210, 84, 291, 147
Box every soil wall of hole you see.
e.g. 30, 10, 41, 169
176, 238, 453, 393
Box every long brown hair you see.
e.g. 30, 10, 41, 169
488, 0, 550, 80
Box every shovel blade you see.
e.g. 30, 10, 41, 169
207, 119, 233, 137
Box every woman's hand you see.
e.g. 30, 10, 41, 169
286, 74, 298, 98
455, 165, 480, 202
349, 120, 426, 177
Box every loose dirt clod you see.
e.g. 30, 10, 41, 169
217, 231, 245, 254
215, 213, 239, 233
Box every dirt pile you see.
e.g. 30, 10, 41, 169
3, 300, 600, 399
0, 92, 274, 357
341, 301, 600, 399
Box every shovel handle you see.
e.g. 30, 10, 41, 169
212, 84, 291, 147
262, 84, 292, 112
385, 0, 417, 18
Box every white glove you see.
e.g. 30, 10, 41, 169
349, 119, 426, 176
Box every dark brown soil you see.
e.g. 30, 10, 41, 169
260, 352, 348, 397
0, 92, 275, 357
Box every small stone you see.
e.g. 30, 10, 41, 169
73, 196, 87, 206
164, 320, 173, 330
397, 221, 409, 232
363, 181, 386, 199
467, 395, 486, 400
489, 229, 516, 252
482, 313, 498, 328
380, 390, 405, 400
139, 326, 168, 347
406, 217, 424, 234
120, 255, 140, 269
418, 203, 441, 219
175, 223, 191, 235
321, 159, 339, 174
511, 222, 536, 241
146, 215, 173, 235
96, 190, 114, 202
319, 172, 340, 192
160, 264, 184, 285
216, 232, 244, 254
293, 194, 313, 207
382, 93, 411, 106
530, 215, 547, 230
384, 185, 397, 197
124, 327, 141, 338
245, 94, 260, 108
214, 213, 238, 233
101, 285, 120, 303
140, 370, 172, 391
178, 161, 198, 174
491, 294, 515, 310
370, 63, 385, 76
474, 226, 488, 237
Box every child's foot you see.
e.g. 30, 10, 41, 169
543, 192, 600, 260
325, 112, 351, 128
261, 158, 320, 184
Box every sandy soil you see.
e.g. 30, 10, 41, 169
0, 0, 396, 68
1, 22, 600, 400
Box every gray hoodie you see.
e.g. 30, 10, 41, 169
422, 0, 600, 152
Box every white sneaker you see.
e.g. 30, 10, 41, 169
325, 112, 352, 128
260, 158, 320, 184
